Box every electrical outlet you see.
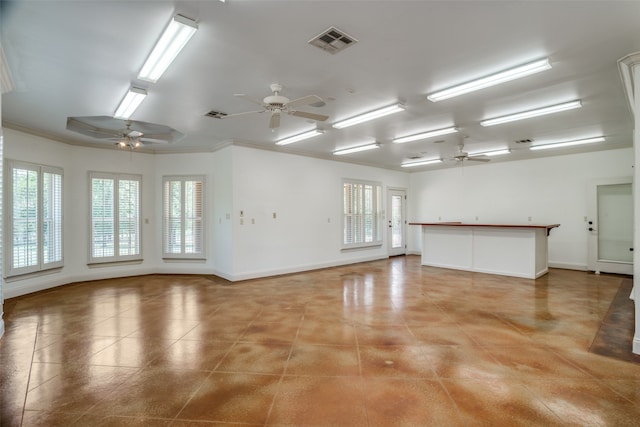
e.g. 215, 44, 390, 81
528, 216, 532, 222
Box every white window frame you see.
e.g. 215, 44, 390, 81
5, 160, 64, 277
89, 172, 142, 264
162, 175, 205, 259
342, 179, 383, 249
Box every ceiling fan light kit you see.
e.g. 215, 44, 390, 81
333, 142, 380, 155
118, 137, 142, 150
332, 104, 406, 129
276, 129, 324, 146
393, 126, 458, 144
114, 87, 147, 119
137, 14, 198, 83
480, 100, 582, 127
530, 136, 605, 151
427, 58, 552, 102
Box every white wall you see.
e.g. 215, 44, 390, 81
0, 90, 4, 338
153, 148, 234, 278
3, 128, 157, 297
230, 146, 410, 280
407, 148, 634, 270
1, 130, 411, 295
3, 127, 631, 298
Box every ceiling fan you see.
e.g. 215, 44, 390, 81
66, 116, 184, 148
221, 83, 329, 129
447, 142, 490, 163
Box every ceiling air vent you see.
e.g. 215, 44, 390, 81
308, 27, 357, 54
205, 110, 228, 119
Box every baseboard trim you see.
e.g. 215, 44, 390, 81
3, 267, 155, 299
3, 255, 391, 298
227, 255, 389, 282
2, 255, 593, 299
548, 261, 588, 271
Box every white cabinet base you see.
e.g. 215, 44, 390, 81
416, 224, 558, 279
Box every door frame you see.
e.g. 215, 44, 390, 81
387, 188, 407, 256
587, 177, 633, 275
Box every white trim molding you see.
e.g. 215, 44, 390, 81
618, 51, 640, 355
618, 52, 640, 115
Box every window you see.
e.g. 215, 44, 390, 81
342, 179, 382, 248
163, 176, 204, 259
6, 160, 63, 276
90, 172, 141, 263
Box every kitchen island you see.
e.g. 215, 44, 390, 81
410, 222, 560, 279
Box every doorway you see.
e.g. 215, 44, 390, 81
587, 178, 633, 275
387, 189, 406, 256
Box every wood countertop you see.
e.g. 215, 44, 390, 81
409, 222, 560, 235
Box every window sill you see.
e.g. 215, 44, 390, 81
87, 259, 143, 268
4, 266, 63, 282
162, 257, 207, 263
341, 243, 383, 252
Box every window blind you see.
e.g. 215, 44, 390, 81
90, 173, 141, 263
7, 161, 63, 276
163, 176, 204, 258
342, 179, 382, 248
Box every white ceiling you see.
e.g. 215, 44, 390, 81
1, 0, 638, 171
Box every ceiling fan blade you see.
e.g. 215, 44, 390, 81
234, 93, 265, 106
221, 109, 266, 118
269, 113, 281, 129
66, 116, 122, 138
67, 116, 184, 144
140, 138, 169, 144
286, 95, 323, 109
289, 110, 329, 122
134, 129, 184, 143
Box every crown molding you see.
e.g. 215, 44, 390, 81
618, 51, 640, 115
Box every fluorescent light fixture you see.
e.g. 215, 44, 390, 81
427, 58, 552, 102
276, 129, 324, 146
530, 136, 605, 151
480, 100, 582, 127
469, 149, 511, 157
332, 104, 405, 129
333, 143, 380, 155
401, 158, 443, 168
114, 87, 147, 119
138, 14, 198, 83
393, 127, 458, 144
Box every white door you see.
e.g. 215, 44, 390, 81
587, 178, 633, 275
387, 189, 406, 256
